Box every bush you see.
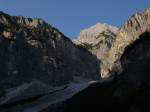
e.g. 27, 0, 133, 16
78, 43, 93, 50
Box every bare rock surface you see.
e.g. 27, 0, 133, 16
0, 11, 100, 90
101, 8, 150, 78
73, 23, 118, 68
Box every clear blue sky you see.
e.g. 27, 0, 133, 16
0, 0, 149, 38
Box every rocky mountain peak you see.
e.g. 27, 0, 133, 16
73, 23, 118, 65
0, 11, 46, 28
101, 8, 150, 78
73, 23, 118, 45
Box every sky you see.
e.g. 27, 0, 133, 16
0, 0, 150, 38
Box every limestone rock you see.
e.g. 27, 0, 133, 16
62, 8, 150, 112
73, 23, 118, 61
0, 11, 100, 90
101, 8, 150, 78
73, 23, 118, 45
3, 31, 13, 39
73, 23, 118, 80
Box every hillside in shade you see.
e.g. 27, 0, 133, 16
0, 11, 100, 89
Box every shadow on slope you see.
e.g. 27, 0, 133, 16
62, 31, 150, 112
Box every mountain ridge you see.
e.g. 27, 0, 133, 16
0, 11, 100, 89
73, 23, 118, 45
0, 8, 150, 112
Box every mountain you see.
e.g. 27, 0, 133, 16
73, 23, 118, 44
101, 8, 150, 78
0, 11, 102, 111
73, 23, 118, 62
0, 11, 100, 90
0, 7, 150, 112
55, 8, 150, 112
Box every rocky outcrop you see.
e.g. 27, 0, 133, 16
101, 8, 150, 78
73, 23, 118, 61
73, 23, 118, 45
0, 11, 101, 112
73, 23, 118, 82
0, 11, 100, 90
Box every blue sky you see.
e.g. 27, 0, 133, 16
0, 0, 150, 38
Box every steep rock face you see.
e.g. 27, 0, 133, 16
74, 23, 118, 44
0, 12, 100, 89
58, 8, 150, 112
73, 23, 118, 61
63, 31, 150, 111
101, 8, 150, 78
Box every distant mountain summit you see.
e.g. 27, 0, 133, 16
73, 23, 118, 44
73, 23, 118, 62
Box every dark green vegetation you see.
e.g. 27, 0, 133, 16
77, 43, 93, 50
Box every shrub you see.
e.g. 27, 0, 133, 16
78, 43, 93, 50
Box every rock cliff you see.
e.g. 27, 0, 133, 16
73, 23, 118, 45
73, 23, 118, 81
101, 8, 150, 78
53, 8, 150, 112
73, 23, 118, 65
0, 11, 100, 90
